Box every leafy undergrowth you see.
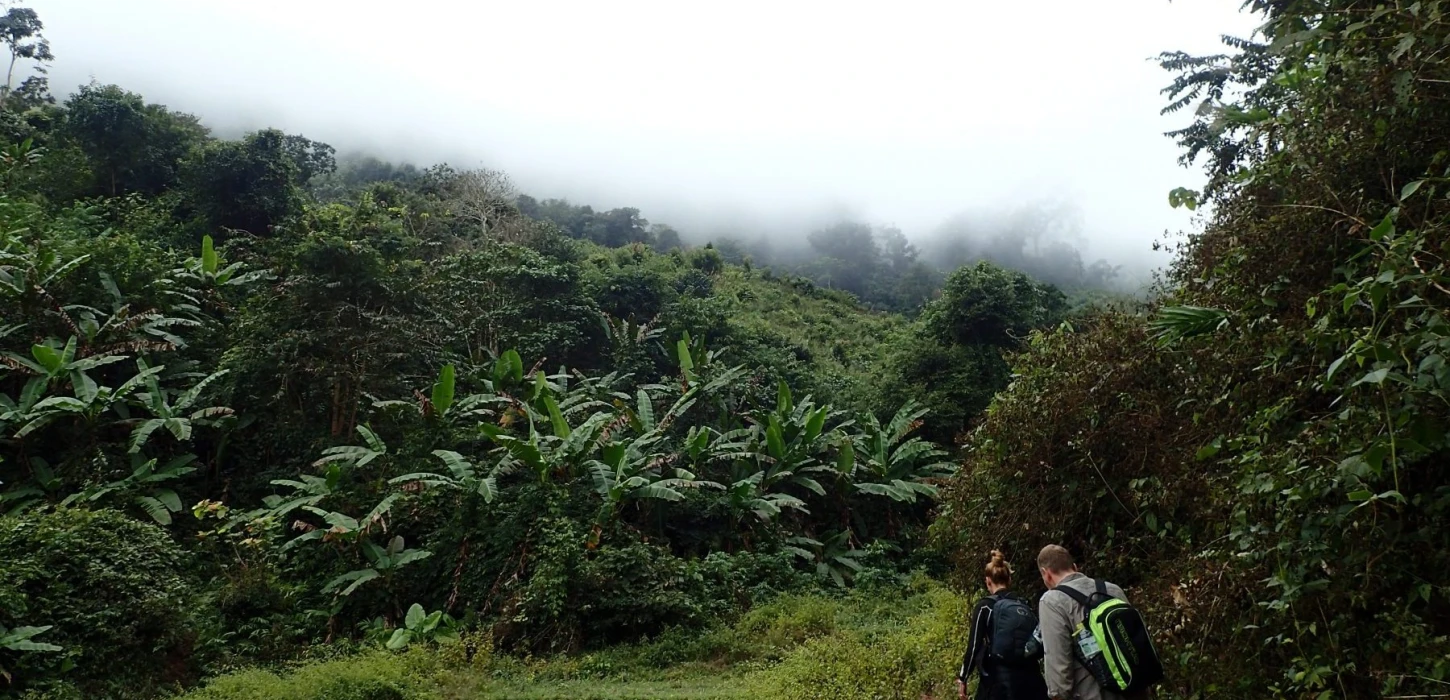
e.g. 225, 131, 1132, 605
175, 580, 968, 700
714, 268, 909, 406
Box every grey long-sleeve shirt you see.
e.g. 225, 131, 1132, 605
1037, 572, 1127, 700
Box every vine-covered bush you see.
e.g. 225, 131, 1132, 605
0, 508, 195, 697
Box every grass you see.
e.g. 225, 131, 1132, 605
437, 666, 754, 699
716, 268, 911, 408
177, 580, 968, 700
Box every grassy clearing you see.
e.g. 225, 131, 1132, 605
176, 580, 968, 700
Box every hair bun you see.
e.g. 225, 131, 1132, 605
984, 549, 1013, 585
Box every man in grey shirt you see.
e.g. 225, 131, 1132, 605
1035, 545, 1129, 700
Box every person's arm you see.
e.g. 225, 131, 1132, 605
957, 599, 993, 683
1039, 590, 1074, 700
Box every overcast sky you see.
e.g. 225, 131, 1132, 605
30, 0, 1259, 274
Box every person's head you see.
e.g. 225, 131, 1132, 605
984, 549, 1011, 593
1037, 544, 1078, 588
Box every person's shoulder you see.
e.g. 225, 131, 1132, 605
1038, 587, 1072, 607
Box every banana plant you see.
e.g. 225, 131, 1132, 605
0, 622, 62, 685
587, 429, 719, 519
600, 312, 663, 351
851, 401, 956, 503
388, 450, 498, 503
372, 364, 503, 424
382, 603, 459, 650
722, 467, 809, 522
266, 460, 347, 517
314, 424, 389, 469
0, 457, 60, 516
128, 363, 233, 453
0, 246, 89, 306
323, 535, 431, 598
173, 234, 272, 288
1, 345, 158, 439
673, 332, 751, 430
786, 530, 865, 588
725, 381, 849, 499
480, 393, 612, 485
61, 454, 199, 525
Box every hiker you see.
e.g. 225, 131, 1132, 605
1036, 544, 1157, 700
956, 550, 1049, 700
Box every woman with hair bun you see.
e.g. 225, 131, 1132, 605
956, 550, 1048, 700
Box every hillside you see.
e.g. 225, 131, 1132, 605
4, 2, 1448, 699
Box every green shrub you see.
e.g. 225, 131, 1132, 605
0, 507, 195, 698
732, 595, 839, 659
177, 650, 442, 700
750, 587, 966, 700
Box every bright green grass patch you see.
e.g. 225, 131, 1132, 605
437, 665, 753, 700
178, 582, 969, 700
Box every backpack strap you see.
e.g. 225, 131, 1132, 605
1054, 583, 1091, 607
1095, 579, 1109, 597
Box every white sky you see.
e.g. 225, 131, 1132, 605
31, 0, 1259, 273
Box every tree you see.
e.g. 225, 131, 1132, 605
64, 84, 208, 196
651, 223, 682, 251
807, 221, 879, 298
877, 226, 917, 274
919, 261, 1066, 347
280, 133, 336, 183
0, 6, 50, 109
182, 128, 304, 234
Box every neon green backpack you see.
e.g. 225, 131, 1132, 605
1054, 579, 1165, 693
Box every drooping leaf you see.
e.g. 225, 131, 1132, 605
543, 395, 570, 439
386, 628, 412, 650
153, 488, 183, 513
136, 496, 173, 525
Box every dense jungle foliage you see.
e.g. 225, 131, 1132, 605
3, 0, 1446, 698
936, 1, 1450, 697
0, 7, 1070, 698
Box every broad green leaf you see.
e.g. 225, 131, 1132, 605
677, 339, 694, 381
154, 489, 183, 513
475, 477, 497, 503
431, 450, 472, 479
1400, 179, 1425, 201
357, 425, 387, 455
495, 349, 524, 385
766, 417, 785, 461
386, 628, 411, 650
837, 441, 855, 476
390, 549, 432, 568
331, 568, 381, 596
544, 395, 569, 439
1352, 368, 1390, 386
30, 343, 62, 375
136, 496, 173, 525
636, 390, 654, 431
431, 364, 456, 416
804, 406, 827, 443
1368, 214, 1395, 241
405, 603, 427, 630
201, 235, 219, 274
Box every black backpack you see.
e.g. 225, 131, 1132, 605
1054, 579, 1165, 693
988, 593, 1044, 665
